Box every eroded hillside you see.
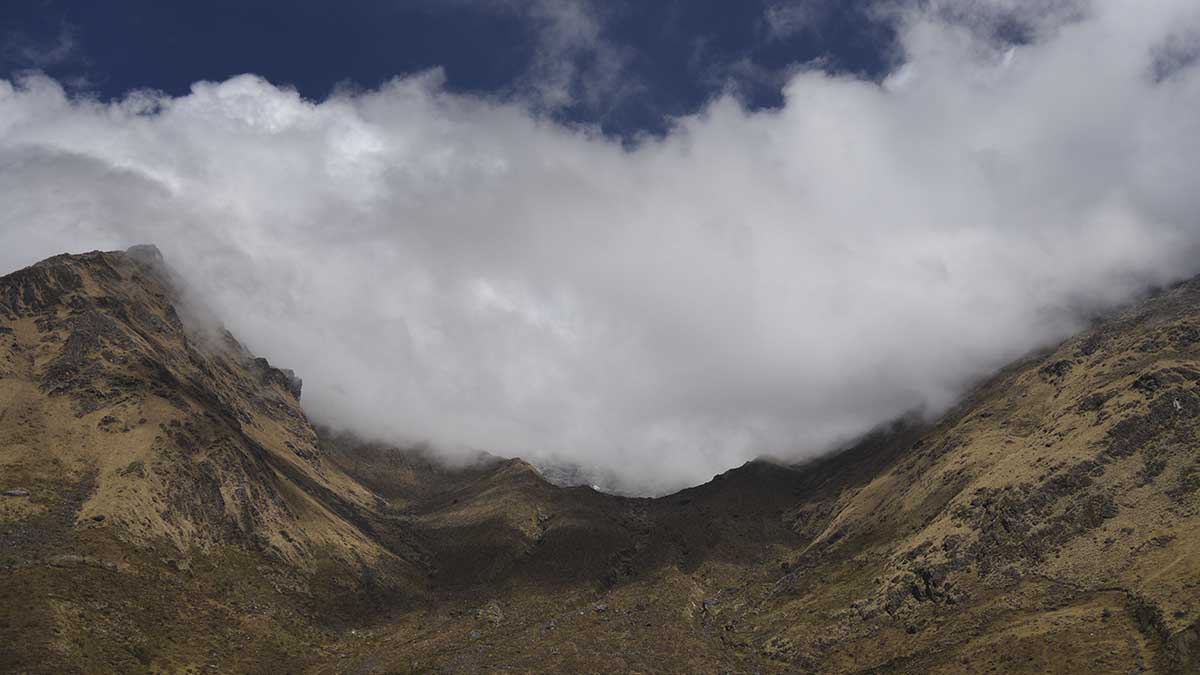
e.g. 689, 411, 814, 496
1, 248, 1197, 674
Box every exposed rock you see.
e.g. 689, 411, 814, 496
762, 635, 795, 661
1039, 359, 1074, 381
250, 357, 303, 399
954, 460, 1119, 571
476, 601, 504, 626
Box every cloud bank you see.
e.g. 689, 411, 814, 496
1, 1, 1199, 494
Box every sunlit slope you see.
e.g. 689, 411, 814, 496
705, 280, 1200, 673
0, 247, 425, 672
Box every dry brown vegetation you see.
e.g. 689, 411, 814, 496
1, 248, 1197, 673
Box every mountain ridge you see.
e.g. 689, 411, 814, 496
1, 247, 1197, 673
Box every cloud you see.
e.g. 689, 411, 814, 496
443, 0, 637, 115
1, 1, 1199, 494
3, 22, 80, 69
519, 0, 636, 112
764, 1, 836, 41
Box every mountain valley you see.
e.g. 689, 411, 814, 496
1, 247, 1197, 674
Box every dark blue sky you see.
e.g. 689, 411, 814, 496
2, 1, 898, 136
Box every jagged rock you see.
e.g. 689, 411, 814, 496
250, 357, 304, 399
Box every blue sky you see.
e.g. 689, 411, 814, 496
2, 0, 897, 136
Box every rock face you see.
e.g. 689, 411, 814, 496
1, 248, 1198, 674
249, 357, 303, 399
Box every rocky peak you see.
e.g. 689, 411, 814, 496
249, 356, 303, 399
124, 243, 164, 268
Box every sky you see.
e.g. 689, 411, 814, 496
2, 1, 1200, 494
2, 0, 898, 136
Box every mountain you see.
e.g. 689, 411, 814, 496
1, 247, 1197, 674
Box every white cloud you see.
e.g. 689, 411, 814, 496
3, 23, 80, 69
1, 1, 1199, 494
765, 1, 834, 40
448, 0, 636, 114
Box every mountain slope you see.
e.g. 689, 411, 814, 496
0, 247, 428, 672
1, 247, 1197, 674
702, 280, 1200, 674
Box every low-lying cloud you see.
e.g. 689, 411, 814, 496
1, 1, 1199, 494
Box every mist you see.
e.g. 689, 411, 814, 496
1, 1, 1199, 494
